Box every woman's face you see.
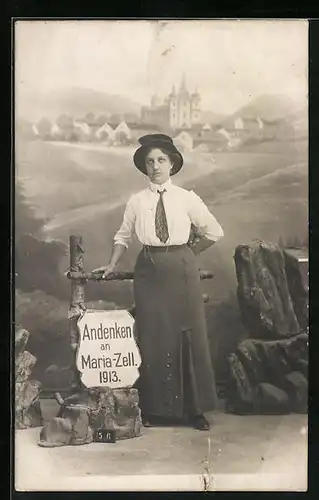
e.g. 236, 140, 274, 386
145, 148, 173, 185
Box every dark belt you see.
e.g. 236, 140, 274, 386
143, 244, 188, 252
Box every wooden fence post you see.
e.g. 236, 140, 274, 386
69, 234, 86, 392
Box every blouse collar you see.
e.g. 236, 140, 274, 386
148, 178, 173, 193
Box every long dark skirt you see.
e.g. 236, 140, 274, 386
133, 244, 219, 418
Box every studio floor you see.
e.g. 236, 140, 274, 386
14, 399, 308, 492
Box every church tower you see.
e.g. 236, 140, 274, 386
145, 76, 202, 131
168, 85, 178, 129
177, 74, 191, 129
190, 88, 201, 125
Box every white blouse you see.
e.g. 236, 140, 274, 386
114, 178, 224, 248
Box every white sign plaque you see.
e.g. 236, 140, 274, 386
77, 309, 141, 389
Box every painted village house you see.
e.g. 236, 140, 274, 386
229, 116, 264, 145
104, 121, 162, 146
167, 123, 230, 153
113, 121, 132, 144
127, 123, 162, 142
173, 130, 194, 152
191, 124, 229, 152
96, 122, 115, 143
222, 112, 296, 147
215, 127, 238, 149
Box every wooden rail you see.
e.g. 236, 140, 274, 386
66, 270, 214, 281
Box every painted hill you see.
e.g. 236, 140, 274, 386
223, 94, 306, 126
16, 87, 143, 122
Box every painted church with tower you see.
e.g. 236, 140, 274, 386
141, 76, 202, 131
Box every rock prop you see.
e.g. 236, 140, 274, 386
283, 248, 309, 331
227, 333, 308, 414
234, 241, 300, 339
227, 241, 308, 414
15, 327, 43, 429
38, 386, 142, 447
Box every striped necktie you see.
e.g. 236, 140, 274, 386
155, 189, 169, 243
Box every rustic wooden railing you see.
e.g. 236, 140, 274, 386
65, 234, 214, 392
66, 270, 214, 281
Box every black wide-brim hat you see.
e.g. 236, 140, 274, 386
133, 134, 183, 175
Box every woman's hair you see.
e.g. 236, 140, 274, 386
144, 146, 180, 169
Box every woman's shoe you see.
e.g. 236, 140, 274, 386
191, 414, 210, 431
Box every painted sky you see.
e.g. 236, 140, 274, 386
15, 20, 308, 115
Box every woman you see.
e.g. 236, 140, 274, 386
93, 134, 224, 431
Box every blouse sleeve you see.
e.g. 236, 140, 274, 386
113, 195, 136, 248
188, 190, 224, 242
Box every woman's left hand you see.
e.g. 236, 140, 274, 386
192, 237, 215, 255
92, 264, 116, 279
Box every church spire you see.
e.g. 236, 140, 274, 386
180, 72, 187, 91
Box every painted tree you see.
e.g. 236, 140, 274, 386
15, 182, 44, 239
37, 117, 52, 139
84, 112, 96, 126
15, 181, 68, 299
96, 114, 108, 126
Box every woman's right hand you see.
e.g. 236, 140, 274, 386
92, 263, 115, 279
